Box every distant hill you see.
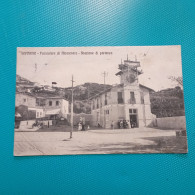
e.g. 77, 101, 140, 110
16, 74, 34, 85
64, 83, 112, 114
64, 83, 112, 101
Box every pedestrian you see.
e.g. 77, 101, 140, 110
82, 121, 85, 131
120, 120, 123, 129
130, 118, 133, 128
111, 121, 114, 129
78, 122, 82, 131
118, 120, 120, 129
127, 120, 130, 129
123, 120, 127, 129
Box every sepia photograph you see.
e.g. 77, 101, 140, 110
14, 46, 188, 156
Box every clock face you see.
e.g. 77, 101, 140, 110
126, 74, 136, 83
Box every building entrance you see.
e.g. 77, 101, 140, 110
129, 109, 138, 128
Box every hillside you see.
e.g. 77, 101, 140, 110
64, 83, 112, 114
150, 86, 185, 118
16, 74, 34, 85
64, 83, 112, 101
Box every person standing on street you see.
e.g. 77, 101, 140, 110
118, 120, 120, 129
130, 118, 133, 128
120, 120, 123, 129
127, 120, 130, 129
82, 121, 85, 131
111, 121, 114, 129
78, 122, 82, 131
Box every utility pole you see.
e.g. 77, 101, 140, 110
87, 84, 91, 114
70, 75, 75, 139
102, 71, 108, 128
102, 71, 108, 91
87, 84, 90, 102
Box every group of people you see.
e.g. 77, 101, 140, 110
118, 120, 130, 129
78, 121, 86, 131
111, 119, 136, 129
78, 117, 90, 131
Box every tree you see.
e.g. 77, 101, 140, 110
168, 76, 183, 87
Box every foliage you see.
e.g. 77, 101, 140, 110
150, 87, 185, 118
73, 101, 91, 114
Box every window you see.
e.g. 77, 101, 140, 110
37, 112, 39, 118
129, 109, 137, 114
130, 92, 135, 99
105, 93, 107, 105
100, 98, 102, 108
36, 99, 39, 106
117, 92, 123, 104
140, 92, 144, 104
40, 99, 46, 106
49, 101, 52, 106
56, 101, 59, 106
23, 98, 27, 103
130, 92, 136, 104
97, 99, 99, 109
36, 99, 46, 106
105, 110, 109, 114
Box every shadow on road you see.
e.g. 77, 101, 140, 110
67, 136, 188, 154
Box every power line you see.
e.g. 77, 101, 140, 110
143, 47, 151, 57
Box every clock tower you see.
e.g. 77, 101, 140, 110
115, 57, 143, 86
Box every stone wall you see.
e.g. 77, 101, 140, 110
156, 116, 186, 130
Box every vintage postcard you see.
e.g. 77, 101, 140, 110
14, 46, 187, 156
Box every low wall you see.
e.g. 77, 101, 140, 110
156, 116, 186, 130
15, 120, 53, 131
67, 114, 93, 126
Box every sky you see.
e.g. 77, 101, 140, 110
16, 46, 183, 91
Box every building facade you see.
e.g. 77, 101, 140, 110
15, 93, 69, 119
15, 92, 44, 119
15, 92, 36, 107
36, 97, 69, 119
90, 59, 155, 129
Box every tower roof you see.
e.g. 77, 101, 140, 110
119, 60, 140, 70
115, 68, 143, 76
116, 58, 143, 76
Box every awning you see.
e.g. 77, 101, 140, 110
45, 109, 60, 115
